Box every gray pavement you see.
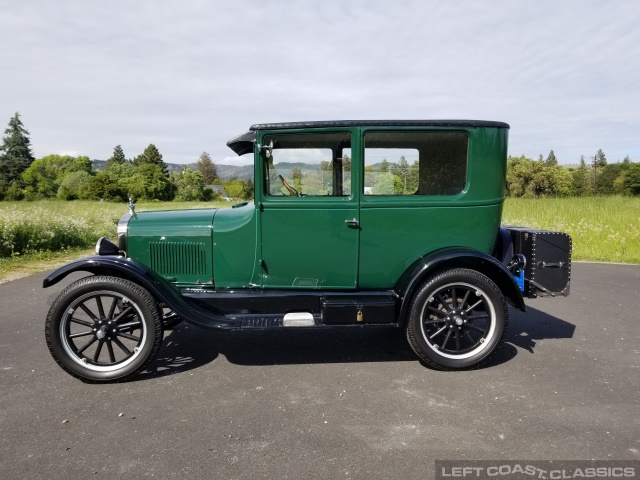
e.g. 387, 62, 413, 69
0, 263, 639, 479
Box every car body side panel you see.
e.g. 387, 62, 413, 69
260, 203, 359, 288
357, 126, 508, 289
358, 203, 503, 288
212, 202, 260, 288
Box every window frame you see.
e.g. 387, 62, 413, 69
257, 128, 359, 207
360, 128, 471, 203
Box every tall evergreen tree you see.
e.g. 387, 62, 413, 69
591, 149, 607, 194
545, 149, 558, 166
106, 145, 126, 168
343, 154, 351, 172
196, 151, 218, 184
571, 155, 592, 196
133, 144, 168, 176
0, 112, 35, 185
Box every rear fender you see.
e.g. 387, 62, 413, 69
395, 248, 525, 326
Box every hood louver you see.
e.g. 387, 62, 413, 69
149, 241, 208, 279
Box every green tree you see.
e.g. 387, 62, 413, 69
545, 150, 558, 166
372, 172, 394, 195
133, 144, 169, 176
380, 159, 389, 172
4, 180, 25, 200
57, 171, 92, 200
22, 154, 92, 198
393, 175, 404, 194
623, 163, 640, 195
343, 154, 351, 172
292, 167, 302, 192
392, 156, 410, 193
610, 160, 635, 195
571, 156, 592, 196
173, 168, 206, 201
243, 178, 254, 200
545, 165, 572, 197
223, 178, 248, 198
106, 145, 126, 168
196, 152, 218, 184
590, 149, 607, 195
87, 163, 136, 201
0, 112, 35, 185
506, 155, 571, 198
122, 163, 174, 201
597, 163, 625, 195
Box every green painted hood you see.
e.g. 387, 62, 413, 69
126, 208, 218, 285
127, 208, 217, 237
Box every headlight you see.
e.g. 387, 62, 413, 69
95, 237, 121, 255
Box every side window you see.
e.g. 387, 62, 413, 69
263, 132, 352, 197
364, 131, 468, 196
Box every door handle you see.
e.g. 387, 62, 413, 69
345, 218, 359, 227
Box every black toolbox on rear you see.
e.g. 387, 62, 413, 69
506, 227, 572, 298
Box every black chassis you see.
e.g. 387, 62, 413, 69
43, 247, 525, 331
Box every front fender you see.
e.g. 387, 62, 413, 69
395, 248, 526, 325
43, 256, 239, 330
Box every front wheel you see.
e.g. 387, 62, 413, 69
406, 268, 508, 370
45, 276, 163, 382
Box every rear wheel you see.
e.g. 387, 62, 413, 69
406, 268, 508, 370
45, 276, 163, 382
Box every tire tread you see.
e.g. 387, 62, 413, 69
405, 268, 509, 371
45, 275, 163, 383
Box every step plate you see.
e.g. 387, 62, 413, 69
283, 312, 315, 327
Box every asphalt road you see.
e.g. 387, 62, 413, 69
0, 263, 639, 479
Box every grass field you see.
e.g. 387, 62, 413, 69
0, 197, 638, 282
0, 200, 232, 281
502, 196, 640, 264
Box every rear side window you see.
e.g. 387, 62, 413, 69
363, 131, 468, 196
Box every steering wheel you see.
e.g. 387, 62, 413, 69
278, 175, 300, 196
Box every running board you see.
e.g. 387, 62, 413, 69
240, 313, 318, 329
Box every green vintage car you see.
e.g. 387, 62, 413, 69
43, 121, 572, 382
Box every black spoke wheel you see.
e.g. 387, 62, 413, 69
406, 268, 508, 370
45, 276, 163, 382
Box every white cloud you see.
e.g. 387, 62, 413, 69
1, 0, 639, 165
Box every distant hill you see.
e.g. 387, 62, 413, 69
91, 160, 108, 171
216, 164, 254, 180
91, 160, 254, 181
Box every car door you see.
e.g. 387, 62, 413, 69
258, 129, 359, 289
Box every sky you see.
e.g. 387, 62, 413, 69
1, 0, 638, 166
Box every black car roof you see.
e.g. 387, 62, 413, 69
227, 120, 510, 156
250, 120, 509, 130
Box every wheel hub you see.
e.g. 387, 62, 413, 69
445, 309, 467, 329
96, 326, 108, 340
